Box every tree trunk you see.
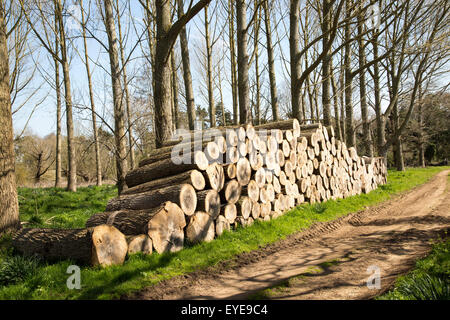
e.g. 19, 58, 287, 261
103, 0, 129, 193
170, 49, 180, 129
54, 51, 62, 188
204, 5, 216, 127
0, 5, 19, 235
177, 0, 196, 130
55, 0, 76, 192
254, 0, 261, 125
418, 83, 425, 167
116, 0, 136, 169
321, 0, 331, 126
372, 33, 385, 158
357, 6, 373, 157
344, 0, 355, 148
236, 0, 251, 124
330, 65, 342, 141
229, 0, 238, 125
153, 1, 174, 147
80, 0, 102, 186
290, 0, 302, 122
263, 0, 279, 121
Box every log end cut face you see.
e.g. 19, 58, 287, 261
147, 202, 186, 254
186, 211, 215, 244
180, 184, 197, 216
91, 225, 128, 267
127, 234, 153, 255
236, 158, 251, 186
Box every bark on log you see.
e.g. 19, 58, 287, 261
106, 184, 197, 216
122, 170, 205, 195
12, 225, 128, 266
255, 119, 300, 137
126, 151, 208, 188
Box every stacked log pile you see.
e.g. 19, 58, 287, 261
12, 119, 387, 266
85, 119, 387, 255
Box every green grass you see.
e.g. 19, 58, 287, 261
17, 185, 118, 229
0, 166, 448, 300
377, 237, 450, 300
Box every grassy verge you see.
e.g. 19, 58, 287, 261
17, 185, 117, 229
0, 166, 448, 300
376, 237, 449, 300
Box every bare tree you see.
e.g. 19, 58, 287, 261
262, 0, 278, 121
114, 0, 136, 169
80, 0, 102, 185
102, 0, 129, 193
0, 1, 19, 234
140, 0, 211, 147
177, 0, 196, 130
236, 0, 252, 124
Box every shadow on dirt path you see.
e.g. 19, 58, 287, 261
129, 170, 450, 300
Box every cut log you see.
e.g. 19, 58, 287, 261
147, 202, 186, 253
226, 146, 239, 163
281, 140, 290, 157
86, 204, 174, 235
255, 119, 300, 137
251, 201, 261, 219
196, 189, 221, 219
249, 151, 264, 171
236, 157, 251, 186
122, 170, 205, 195
204, 163, 225, 192
138, 140, 212, 167
215, 215, 231, 237
236, 196, 252, 219
260, 202, 271, 218
273, 175, 281, 194
238, 140, 248, 158
242, 180, 260, 202
106, 183, 197, 216
266, 135, 278, 153
126, 151, 208, 188
127, 234, 152, 255
254, 167, 266, 188
220, 179, 241, 204
12, 225, 128, 267
224, 163, 237, 180
222, 203, 237, 223
265, 169, 273, 184
185, 211, 215, 244
204, 141, 220, 161
266, 183, 275, 202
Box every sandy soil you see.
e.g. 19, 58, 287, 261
129, 170, 450, 300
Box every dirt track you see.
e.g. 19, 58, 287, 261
130, 170, 450, 300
